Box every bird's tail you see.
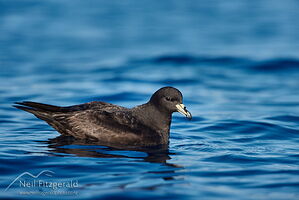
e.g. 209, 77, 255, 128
14, 101, 70, 135
14, 101, 62, 122
14, 101, 63, 113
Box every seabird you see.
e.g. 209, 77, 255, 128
14, 87, 192, 147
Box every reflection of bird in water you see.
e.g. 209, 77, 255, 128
39, 135, 182, 168
35, 136, 184, 189
15, 87, 191, 148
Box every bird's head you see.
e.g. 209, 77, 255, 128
150, 87, 192, 120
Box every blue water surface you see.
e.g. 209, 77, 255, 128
1, 1, 299, 199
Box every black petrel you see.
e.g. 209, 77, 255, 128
14, 87, 192, 147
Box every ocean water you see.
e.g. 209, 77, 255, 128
1, 1, 299, 199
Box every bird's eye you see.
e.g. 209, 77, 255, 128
165, 97, 171, 101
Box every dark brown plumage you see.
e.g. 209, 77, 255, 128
14, 87, 192, 147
